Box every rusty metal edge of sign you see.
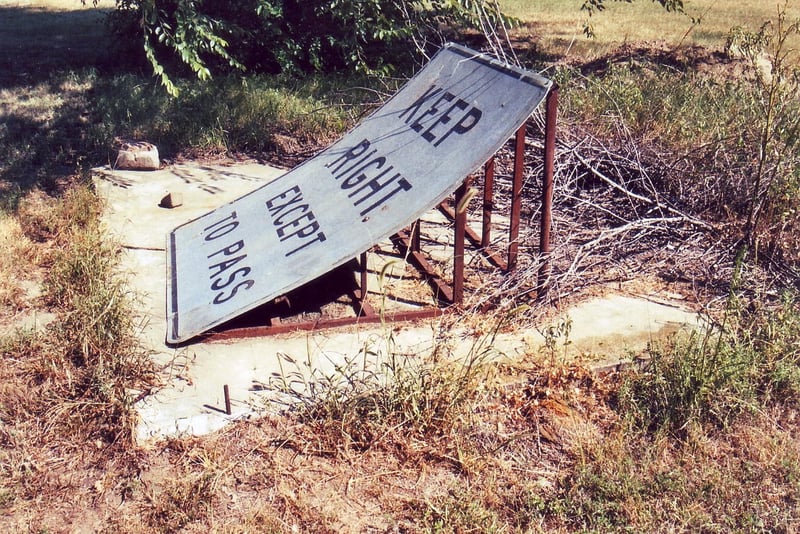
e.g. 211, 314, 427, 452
445, 43, 551, 89
166, 42, 553, 344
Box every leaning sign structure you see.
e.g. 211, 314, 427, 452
167, 43, 553, 344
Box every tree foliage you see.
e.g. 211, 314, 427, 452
104, 0, 690, 94
108, 0, 517, 95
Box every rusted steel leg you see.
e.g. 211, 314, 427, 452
507, 122, 527, 272
359, 251, 369, 304
453, 177, 473, 305
206, 307, 446, 341
223, 384, 232, 415
437, 201, 507, 270
391, 230, 453, 304
482, 157, 495, 249
410, 219, 421, 253
537, 85, 558, 299
356, 251, 376, 317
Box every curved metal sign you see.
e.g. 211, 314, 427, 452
167, 43, 552, 343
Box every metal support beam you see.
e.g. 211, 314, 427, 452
410, 219, 421, 253
482, 157, 495, 249
453, 177, 472, 305
507, 122, 527, 272
357, 251, 376, 317
437, 201, 507, 270
392, 230, 454, 305
204, 93, 558, 341
204, 307, 446, 341
538, 85, 558, 298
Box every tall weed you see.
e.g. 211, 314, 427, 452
620, 290, 800, 436
267, 326, 499, 453
555, 19, 800, 233
3, 183, 152, 445
726, 9, 800, 256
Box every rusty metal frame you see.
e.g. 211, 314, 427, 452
203, 85, 558, 341
438, 84, 558, 293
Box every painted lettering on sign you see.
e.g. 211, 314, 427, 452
265, 185, 327, 256
325, 139, 413, 218
398, 84, 483, 146
203, 211, 255, 304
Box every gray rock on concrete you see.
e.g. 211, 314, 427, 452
115, 141, 160, 171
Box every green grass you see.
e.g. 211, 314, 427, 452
89, 73, 373, 159
621, 290, 800, 435
0, 1, 382, 208
0, 70, 375, 210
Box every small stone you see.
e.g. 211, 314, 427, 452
115, 141, 160, 171
159, 192, 183, 209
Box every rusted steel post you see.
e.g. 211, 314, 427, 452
507, 122, 527, 271
410, 219, 421, 253
223, 384, 231, 415
359, 251, 369, 305
453, 177, 472, 305
481, 157, 495, 249
537, 85, 558, 298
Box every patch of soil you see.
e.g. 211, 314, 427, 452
574, 40, 749, 80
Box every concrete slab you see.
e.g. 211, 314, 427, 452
564, 294, 703, 356
94, 162, 703, 443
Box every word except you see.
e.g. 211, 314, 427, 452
398, 84, 483, 147
203, 211, 254, 304
265, 184, 327, 256
325, 139, 412, 217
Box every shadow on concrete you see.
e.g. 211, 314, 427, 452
213, 263, 363, 333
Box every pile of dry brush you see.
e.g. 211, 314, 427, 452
457, 105, 797, 319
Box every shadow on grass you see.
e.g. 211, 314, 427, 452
0, 4, 124, 208
0, 4, 115, 88
0, 72, 107, 209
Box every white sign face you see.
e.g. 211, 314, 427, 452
167, 43, 552, 343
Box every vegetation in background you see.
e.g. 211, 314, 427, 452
551, 5, 800, 266
1, 0, 800, 531
501, 0, 800, 61
0, 69, 377, 206
579, 0, 685, 36
727, 11, 800, 259
107, 0, 517, 94
90, 73, 371, 158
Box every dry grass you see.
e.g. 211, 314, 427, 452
0, 214, 37, 316
0, 183, 155, 531
0, 181, 798, 531
503, 0, 800, 61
